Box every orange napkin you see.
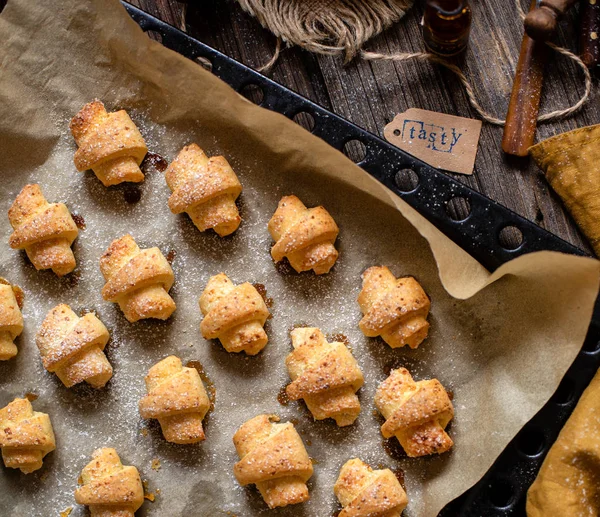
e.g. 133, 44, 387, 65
529, 124, 600, 256
526, 368, 600, 516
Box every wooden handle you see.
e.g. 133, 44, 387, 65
502, 0, 548, 157
580, 0, 600, 68
524, 0, 578, 40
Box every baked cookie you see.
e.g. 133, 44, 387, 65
375, 367, 454, 457
233, 414, 313, 509
0, 279, 23, 361
100, 234, 176, 322
358, 266, 430, 349
0, 398, 56, 473
165, 144, 242, 236
8, 184, 78, 276
70, 100, 148, 186
139, 356, 211, 444
75, 448, 144, 516
286, 327, 363, 426
199, 273, 269, 355
268, 195, 339, 274
334, 458, 408, 517
36, 304, 112, 388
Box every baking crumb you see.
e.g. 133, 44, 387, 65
59, 508, 72, 517
70, 212, 86, 230
143, 479, 157, 502
140, 428, 148, 437
151, 458, 161, 471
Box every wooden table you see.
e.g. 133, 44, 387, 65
128, 1, 599, 253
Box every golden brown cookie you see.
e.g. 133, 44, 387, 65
233, 414, 313, 509
139, 356, 211, 444
334, 458, 408, 517
165, 144, 242, 236
0, 398, 56, 473
75, 448, 144, 516
375, 367, 454, 457
358, 266, 430, 349
268, 195, 339, 274
199, 273, 269, 355
0, 279, 23, 361
100, 234, 176, 322
8, 184, 78, 276
36, 304, 112, 388
70, 100, 148, 186
286, 327, 363, 426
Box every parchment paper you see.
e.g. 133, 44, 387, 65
0, 1, 598, 516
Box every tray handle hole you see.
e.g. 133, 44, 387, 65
343, 139, 367, 163
516, 426, 546, 457
552, 376, 576, 405
582, 336, 600, 354
446, 196, 471, 222
499, 225, 523, 250
292, 111, 315, 133
195, 56, 213, 72
486, 478, 516, 509
240, 84, 264, 106
145, 30, 163, 44
395, 168, 419, 193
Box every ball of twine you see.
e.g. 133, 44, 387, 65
236, 0, 414, 65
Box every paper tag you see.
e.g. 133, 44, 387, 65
384, 108, 481, 175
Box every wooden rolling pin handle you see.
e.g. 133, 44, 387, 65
524, 0, 578, 40
502, 0, 549, 156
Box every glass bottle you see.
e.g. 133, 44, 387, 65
422, 0, 472, 56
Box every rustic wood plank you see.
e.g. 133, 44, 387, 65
113, 1, 600, 252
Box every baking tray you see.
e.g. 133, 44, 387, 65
123, 4, 600, 515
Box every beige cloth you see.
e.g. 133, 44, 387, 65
527, 368, 600, 517
529, 124, 600, 256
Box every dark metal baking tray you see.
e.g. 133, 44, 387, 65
124, 4, 600, 515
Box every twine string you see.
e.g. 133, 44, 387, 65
360, 49, 507, 125
258, 38, 282, 72
255, 0, 591, 126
